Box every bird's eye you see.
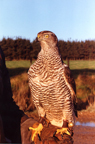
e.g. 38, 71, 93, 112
37, 35, 40, 38
45, 35, 49, 38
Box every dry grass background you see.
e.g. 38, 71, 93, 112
76, 75, 95, 99
10, 73, 35, 112
76, 74, 95, 111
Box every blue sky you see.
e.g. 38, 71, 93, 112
0, 0, 95, 42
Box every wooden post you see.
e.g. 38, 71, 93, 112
67, 57, 69, 67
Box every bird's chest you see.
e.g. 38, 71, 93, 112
31, 64, 60, 85
30, 66, 65, 97
29, 59, 66, 96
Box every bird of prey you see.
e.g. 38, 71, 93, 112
28, 31, 77, 141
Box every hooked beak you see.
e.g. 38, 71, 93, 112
35, 37, 39, 42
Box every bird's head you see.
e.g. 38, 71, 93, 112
36, 31, 58, 51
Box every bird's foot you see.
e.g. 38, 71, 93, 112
56, 122, 74, 136
56, 127, 71, 136
29, 122, 43, 141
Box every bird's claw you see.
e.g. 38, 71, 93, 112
56, 127, 71, 136
29, 123, 43, 141
38, 134, 41, 141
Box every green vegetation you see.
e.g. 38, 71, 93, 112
65, 60, 95, 70
6, 60, 95, 77
6, 60, 34, 77
6, 60, 31, 68
6, 60, 95, 70
1, 37, 95, 61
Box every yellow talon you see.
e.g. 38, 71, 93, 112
56, 127, 71, 136
29, 123, 43, 141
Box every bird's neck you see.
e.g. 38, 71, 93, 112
38, 47, 63, 68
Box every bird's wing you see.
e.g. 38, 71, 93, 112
62, 63, 77, 117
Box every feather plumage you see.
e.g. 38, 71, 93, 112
28, 31, 77, 127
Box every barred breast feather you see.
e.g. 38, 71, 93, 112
28, 50, 75, 127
